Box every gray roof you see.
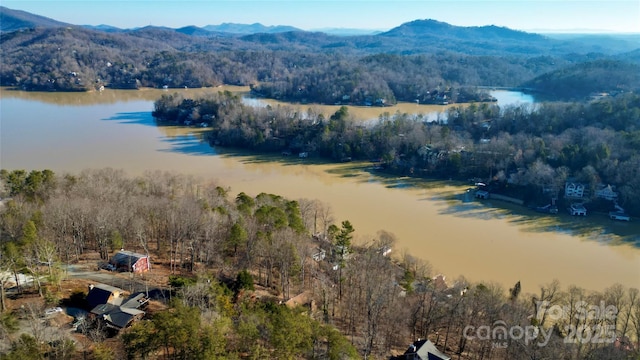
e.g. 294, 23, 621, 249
110, 251, 148, 267
92, 283, 123, 293
121, 293, 148, 309
90, 303, 144, 329
87, 285, 147, 329
90, 303, 118, 316
86, 284, 123, 309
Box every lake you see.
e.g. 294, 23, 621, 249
1, 87, 638, 292
242, 93, 457, 123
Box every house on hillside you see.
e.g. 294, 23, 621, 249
399, 339, 450, 360
432, 275, 448, 292
565, 182, 586, 199
312, 248, 326, 262
595, 184, 618, 201
378, 245, 392, 257
109, 250, 150, 273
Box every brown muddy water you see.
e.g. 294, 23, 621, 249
1, 87, 638, 292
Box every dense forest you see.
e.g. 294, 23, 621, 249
524, 59, 640, 100
153, 90, 640, 216
0, 169, 639, 359
0, 26, 555, 102
2, 10, 639, 102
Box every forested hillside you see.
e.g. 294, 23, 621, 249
524, 60, 640, 100
2, 7, 639, 102
0, 26, 561, 101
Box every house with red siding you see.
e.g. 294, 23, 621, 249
109, 250, 150, 273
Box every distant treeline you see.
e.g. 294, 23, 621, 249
2, 27, 639, 102
153, 91, 640, 215
524, 59, 640, 101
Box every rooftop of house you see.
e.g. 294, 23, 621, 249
403, 339, 450, 360
110, 250, 148, 265
121, 292, 149, 309
88, 288, 148, 329
91, 303, 145, 329
86, 284, 124, 309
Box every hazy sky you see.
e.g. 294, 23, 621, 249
4, 0, 639, 33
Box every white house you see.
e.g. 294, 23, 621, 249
565, 182, 586, 199
379, 246, 392, 257
595, 184, 618, 201
312, 248, 326, 262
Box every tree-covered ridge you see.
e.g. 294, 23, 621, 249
525, 60, 640, 100
153, 91, 640, 215
0, 26, 560, 98
2, 22, 639, 102
250, 53, 514, 105
1, 169, 639, 359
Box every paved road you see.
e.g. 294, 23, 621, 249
64, 265, 169, 301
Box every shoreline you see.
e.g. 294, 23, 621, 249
3, 91, 638, 291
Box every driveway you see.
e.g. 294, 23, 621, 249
64, 264, 169, 301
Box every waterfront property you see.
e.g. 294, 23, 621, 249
595, 184, 618, 201
610, 212, 631, 221
569, 203, 587, 216
565, 181, 587, 199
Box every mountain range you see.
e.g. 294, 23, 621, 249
1, 5, 639, 56
1, 5, 639, 98
0, 6, 70, 32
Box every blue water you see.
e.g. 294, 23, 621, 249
490, 90, 536, 107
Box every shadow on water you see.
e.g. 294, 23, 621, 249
104, 113, 220, 156
218, 150, 640, 248
102, 111, 156, 126
114, 116, 639, 248
158, 135, 218, 156
215, 148, 338, 167
438, 188, 640, 248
